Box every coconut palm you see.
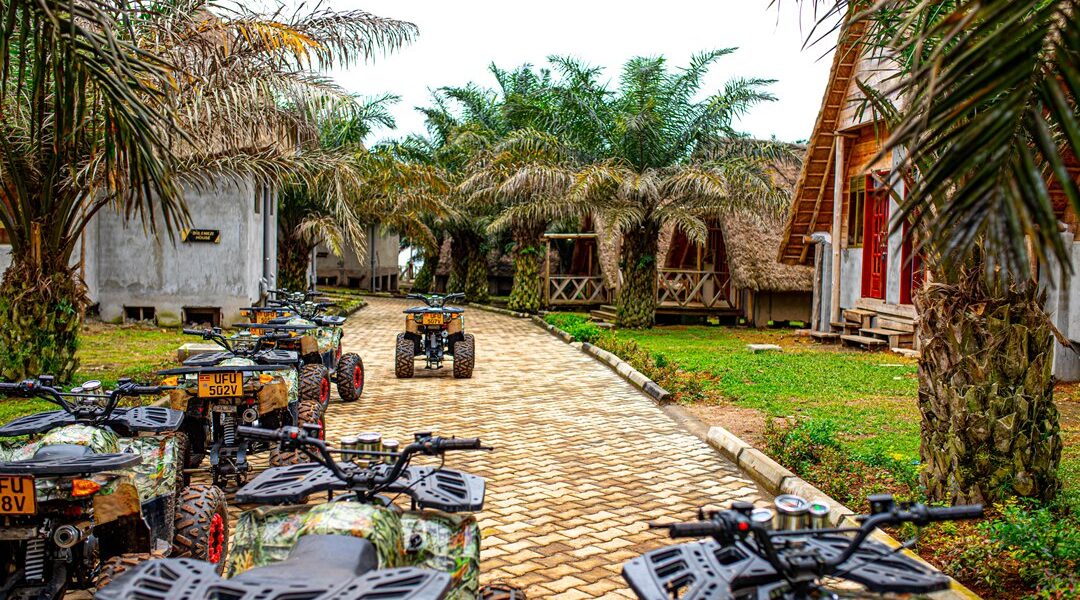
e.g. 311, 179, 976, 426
789, 1, 1078, 502
551, 52, 795, 327
0, 0, 416, 380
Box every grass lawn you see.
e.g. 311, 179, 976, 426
615, 326, 922, 466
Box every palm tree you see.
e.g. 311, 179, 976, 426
552, 52, 795, 327
0, 0, 416, 380
789, 1, 1078, 503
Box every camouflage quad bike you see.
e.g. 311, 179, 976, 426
240, 289, 364, 403
161, 328, 327, 489
396, 294, 475, 379
223, 425, 520, 600
96, 537, 455, 600
0, 378, 229, 598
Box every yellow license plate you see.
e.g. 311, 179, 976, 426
255, 311, 275, 324
422, 313, 444, 326
0, 476, 35, 515
198, 372, 244, 398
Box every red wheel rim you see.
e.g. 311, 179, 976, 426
207, 513, 225, 564
353, 365, 363, 389
319, 416, 326, 440
336, 345, 342, 362
320, 377, 330, 404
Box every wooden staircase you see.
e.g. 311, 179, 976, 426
589, 305, 618, 327
837, 299, 917, 352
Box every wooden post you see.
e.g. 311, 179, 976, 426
830, 135, 845, 326
544, 237, 551, 306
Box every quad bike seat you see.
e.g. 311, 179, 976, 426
233, 535, 379, 584
403, 306, 464, 315
313, 315, 346, 327
33, 444, 92, 460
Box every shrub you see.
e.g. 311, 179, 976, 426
543, 313, 602, 344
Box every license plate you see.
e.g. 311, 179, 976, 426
0, 476, 35, 516
198, 372, 243, 398
255, 311, 275, 324
422, 313, 444, 326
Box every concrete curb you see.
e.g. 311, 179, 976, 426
529, 315, 672, 402
468, 303, 531, 319
532, 316, 981, 600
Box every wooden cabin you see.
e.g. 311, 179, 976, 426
542, 204, 814, 326
777, 13, 1080, 378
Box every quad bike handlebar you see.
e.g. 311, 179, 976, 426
0, 377, 175, 424
406, 293, 465, 308
628, 494, 984, 599
184, 327, 293, 358
236, 425, 488, 501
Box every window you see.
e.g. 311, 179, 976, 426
124, 306, 156, 323
847, 176, 866, 247
183, 307, 221, 328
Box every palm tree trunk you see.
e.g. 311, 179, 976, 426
278, 232, 315, 292
0, 256, 88, 382
449, 230, 489, 303
507, 221, 545, 313
617, 223, 659, 328
410, 247, 439, 293
917, 265, 1062, 504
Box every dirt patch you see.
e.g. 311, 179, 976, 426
684, 403, 767, 447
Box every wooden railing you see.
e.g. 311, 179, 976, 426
547, 275, 609, 305
657, 269, 733, 309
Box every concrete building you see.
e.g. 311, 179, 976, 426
315, 226, 400, 292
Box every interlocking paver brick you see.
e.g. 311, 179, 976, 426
215, 297, 769, 598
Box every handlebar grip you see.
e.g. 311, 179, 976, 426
127, 386, 168, 396
925, 504, 984, 522
183, 328, 204, 336
667, 522, 720, 539
237, 426, 283, 441
436, 437, 482, 451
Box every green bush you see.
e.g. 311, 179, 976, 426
544, 313, 602, 344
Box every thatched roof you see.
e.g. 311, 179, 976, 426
718, 214, 813, 292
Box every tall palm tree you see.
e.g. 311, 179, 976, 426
789, 0, 1078, 503
0, 0, 416, 380
552, 52, 795, 327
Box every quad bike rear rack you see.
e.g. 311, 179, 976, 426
0, 452, 141, 476
0, 406, 185, 437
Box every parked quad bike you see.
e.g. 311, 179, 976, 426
160, 328, 328, 489
396, 293, 474, 379
240, 288, 364, 403
625, 493, 984, 600
0, 378, 229, 599
222, 424, 521, 600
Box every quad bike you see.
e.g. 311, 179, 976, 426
160, 328, 327, 489
624, 493, 984, 600
222, 424, 520, 600
0, 377, 229, 598
396, 293, 475, 379
240, 288, 364, 403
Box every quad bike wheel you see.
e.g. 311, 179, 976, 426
268, 399, 325, 466
173, 484, 229, 574
395, 333, 415, 379
94, 553, 155, 590
453, 334, 476, 379
300, 364, 332, 407
335, 353, 364, 402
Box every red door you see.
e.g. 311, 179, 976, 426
861, 176, 889, 300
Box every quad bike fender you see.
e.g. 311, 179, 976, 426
168, 388, 191, 412
225, 502, 405, 578
400, 510, 481, 600
299, 335, 320, 357
117, 435, 183, 504
446, 318, 462, 336
406, 317, 420, 335
93, 479, 144, 525
256, 381, 291, 415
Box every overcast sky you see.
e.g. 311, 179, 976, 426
319, 1, 838, 144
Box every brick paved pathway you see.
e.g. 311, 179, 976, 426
322, 297, 770, 598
